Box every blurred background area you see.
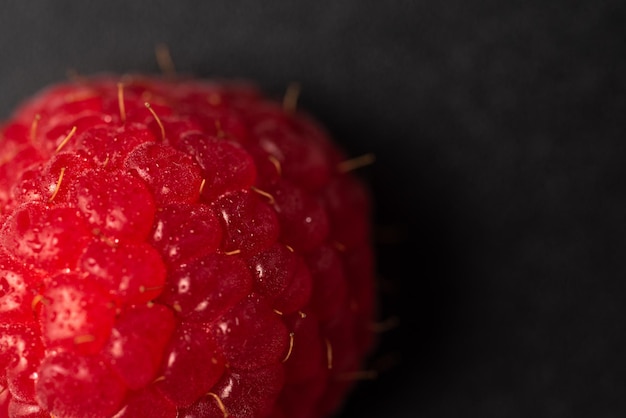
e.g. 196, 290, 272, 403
1, 1, 625, 417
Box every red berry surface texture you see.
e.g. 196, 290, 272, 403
0, 74, 377, 418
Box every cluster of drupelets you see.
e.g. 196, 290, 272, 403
0, 75, 377, 418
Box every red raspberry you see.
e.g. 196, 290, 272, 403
0, 74, 378, 418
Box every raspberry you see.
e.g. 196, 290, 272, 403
0, 74, 378, 418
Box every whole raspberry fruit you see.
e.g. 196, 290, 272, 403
0, 74, 378, 418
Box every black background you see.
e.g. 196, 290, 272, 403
1, 1, 625, 417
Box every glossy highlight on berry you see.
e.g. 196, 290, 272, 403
0, 73, 377, 418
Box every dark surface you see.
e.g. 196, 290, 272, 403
1, 1, 625, 417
